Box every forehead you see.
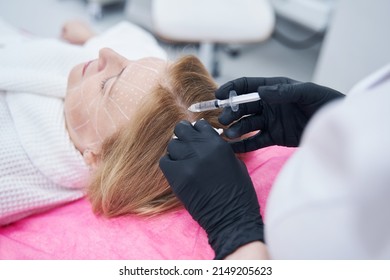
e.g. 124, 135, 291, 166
124, 57, 167, 77
105, 58, 167, 120
117, 57, 167, 92
110, 57, 167, 93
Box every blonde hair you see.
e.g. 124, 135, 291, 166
87, 55, 222, 217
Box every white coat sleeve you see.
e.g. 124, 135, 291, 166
265, 65, 390, 259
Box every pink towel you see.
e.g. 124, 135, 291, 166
0, 146, 295, 259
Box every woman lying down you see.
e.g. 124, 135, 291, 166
0, 19, 222, 225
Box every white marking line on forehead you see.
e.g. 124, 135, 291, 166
139, 65, 160, 74
103, 67, 127, 96
116, 79, 148, 94
87, 140, 101, 149
103, 106, 119, 129
108, 96, 130, 120
132, 61, 162, 74
86, 95, 99, 115
104, 66, 138, 97
65, 87, 83, 111
66, 100, 82, 111
73, 119, 90, 131
94, 98, 104, 143
122, 61, 163, 80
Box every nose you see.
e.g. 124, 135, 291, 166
97, 48, 124, 71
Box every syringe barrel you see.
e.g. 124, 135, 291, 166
189, 100, 219, 112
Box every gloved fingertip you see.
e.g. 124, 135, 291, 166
173, 120, 196, 139
174, 120, 193, 134
158, 154, 170, 170
224, 127, 242, 139
257, 84, 278, 94
258, 84, 287, 104
166, 138, 177, 153
194, 118, 208, 126
177, 120, 192, 127
218, 108, 235, 126
218, 116, 229, 126
193, 119, 212, 131
215, 82, 233, 99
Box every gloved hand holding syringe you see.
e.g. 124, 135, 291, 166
188, 90, 260, 112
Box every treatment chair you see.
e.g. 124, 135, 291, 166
150, 0, 275, 77
87, 0, 124, 19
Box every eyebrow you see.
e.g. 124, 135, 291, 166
104, 66, 127, 96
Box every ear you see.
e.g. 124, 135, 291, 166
83, 148, 100, 172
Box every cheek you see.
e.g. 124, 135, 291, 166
64, 88, 81, 115
65, 81, 101, 136
64, 86, 81, 128
66, 65, 86, 113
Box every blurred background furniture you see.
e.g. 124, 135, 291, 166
0, 0, 323, 83
313, 0, 390, 93
127, 0, 275, 77
271, 0, 338, 32
87, 0, 124, 19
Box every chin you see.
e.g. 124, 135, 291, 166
67, 63, 84, 90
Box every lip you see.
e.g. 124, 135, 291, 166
82, 60, 93, 76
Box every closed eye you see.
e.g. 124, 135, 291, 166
100, 67, 126, 94
100, 77, 111, 90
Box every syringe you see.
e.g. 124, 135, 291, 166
188, 90, 260, 112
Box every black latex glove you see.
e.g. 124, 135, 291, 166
159, 120, 264, 259
216, 77, 345, 153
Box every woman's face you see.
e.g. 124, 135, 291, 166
65, 48, 167, 154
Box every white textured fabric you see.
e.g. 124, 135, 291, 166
0, 20, 167, 226
0, 93, 87, 225
266, 64, 390, 259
